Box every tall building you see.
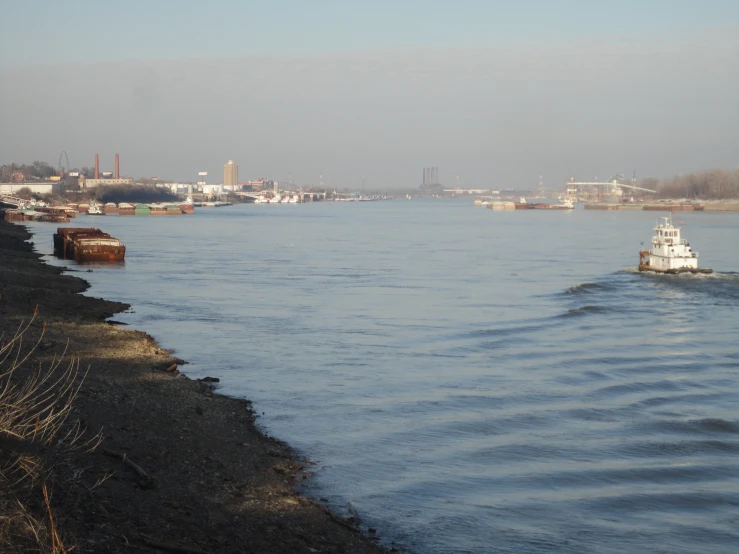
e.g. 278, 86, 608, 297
422, 167, 439, 187
223, 160, 238, 188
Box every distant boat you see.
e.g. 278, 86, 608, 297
88, 201, 104, 215
638, 215, 711, 274
533, 199, 574, 210
179, 197, 195, 214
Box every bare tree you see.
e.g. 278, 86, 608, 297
654, 169, 739, 199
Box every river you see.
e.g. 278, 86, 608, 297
30, 200, 739, 553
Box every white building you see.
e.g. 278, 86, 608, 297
155, 183, 191, 193
0, 182, 62, 195
202, 184, 224, 195
82, 178, 134, 189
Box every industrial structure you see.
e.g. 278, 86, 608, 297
83, 154, 132, 188
565, 175, 656, 203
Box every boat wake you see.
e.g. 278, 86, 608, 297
618, 267, 739, 280
558, 305, 615, 318
563, 282, 617, 295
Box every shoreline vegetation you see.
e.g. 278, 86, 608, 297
0, 216, 388, 553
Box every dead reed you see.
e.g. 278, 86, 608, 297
0, 310, 96, 553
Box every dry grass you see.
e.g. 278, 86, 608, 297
0, 310, 95, 553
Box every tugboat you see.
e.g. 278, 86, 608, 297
179, 196, 195, 214
87, 201, 104, 215
638, 215, 712, 274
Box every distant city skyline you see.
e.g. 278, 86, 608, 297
1, 2, 738, 188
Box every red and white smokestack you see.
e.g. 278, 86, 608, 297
114, 154, 120, 179
94, 154, 99, 179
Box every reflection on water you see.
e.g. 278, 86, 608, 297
28, 202, 739, 553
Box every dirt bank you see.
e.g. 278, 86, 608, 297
0, 217, 390, 553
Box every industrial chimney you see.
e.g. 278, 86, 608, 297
114, 154, 120, 179
94, 154, 99, 179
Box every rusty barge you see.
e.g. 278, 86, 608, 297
53, 227, 126, 262
4, 209, 70, 223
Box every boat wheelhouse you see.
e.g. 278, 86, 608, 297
638, 216, 711, 274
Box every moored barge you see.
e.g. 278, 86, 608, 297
4, 209, 70, 223
149, 204, 168, 216
53, 227, 126, 262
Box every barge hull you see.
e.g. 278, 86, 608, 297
53, 227, 126, 262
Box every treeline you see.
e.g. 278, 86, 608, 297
643, 169, 739, 200
0, 161, 102, 183
0, 161, 58, 182
97, 185, 178, 204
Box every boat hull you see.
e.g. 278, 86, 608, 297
532, 203, 574, 210
638, 264, 712, 274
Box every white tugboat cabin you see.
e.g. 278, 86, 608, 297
639, 215, 712, 274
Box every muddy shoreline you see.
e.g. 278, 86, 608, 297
0, 217, 391, 553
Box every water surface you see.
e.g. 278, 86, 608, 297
30, 201, 739, 553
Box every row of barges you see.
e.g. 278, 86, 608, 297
84, 202, 194, 215
3, 201, 194, 222
53, 227, 126, 262
111, 202, 195, 215
3, 208, 71, 223
475, 200, 574, 210
584, 203, 705, 211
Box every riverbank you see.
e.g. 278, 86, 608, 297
0, 218, 389, 553
579, 200, 739, 211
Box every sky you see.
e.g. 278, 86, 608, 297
1, 0, 738, 189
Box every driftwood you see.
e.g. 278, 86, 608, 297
102, 448, 157, 489
141, 535, 208, 553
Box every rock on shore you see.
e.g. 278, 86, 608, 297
0, 217, 389, 553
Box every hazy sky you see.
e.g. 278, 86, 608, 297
1, 1, 738, 188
